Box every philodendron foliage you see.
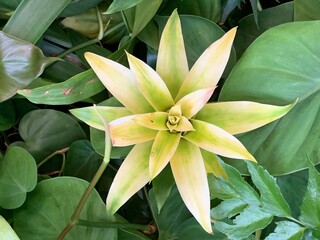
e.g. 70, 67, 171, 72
71, 10, 295, 232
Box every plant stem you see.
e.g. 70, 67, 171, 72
255, 229, 261, 240
57, 22, 125, 59
77, 219, 151, 231
37, 147, 69, 168
57, 105, 112, 240
57, 160, 109, 240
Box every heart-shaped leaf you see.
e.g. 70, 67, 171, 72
219, 20, 320, 175
17, 109, 86, 161
13, 177, 117, 240
0, 146, 37, 209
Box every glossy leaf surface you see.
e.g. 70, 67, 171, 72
220, 21, 320, 175
0, 32, 56, 102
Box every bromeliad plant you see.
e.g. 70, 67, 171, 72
71, 10, 295, 233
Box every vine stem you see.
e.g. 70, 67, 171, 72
57, 106, 112, 240
56, 21, 125, 59
37, 147, 69, 168
57, 160, 109, 240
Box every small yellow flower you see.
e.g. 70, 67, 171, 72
71, 10, 295, 233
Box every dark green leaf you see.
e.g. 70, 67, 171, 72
159, 0, 221, 23
208, 174, 238, 200
0, 0, 21, 11
294, 0, 320, 21
0, 146, 37, 209
220, 21, 320, 175
277, 169, 308, 218
299, 162, 320, 229
223, 163, 260, 206
3, 0, 71, 43
17, 109, 86, 161
18, 70, 104, 105
149, 187, 191, 240
265, 221, 305, 240
124, 0, 162, 36
178, 218, 226, 240
60, 0, 103, 17
105, 0, 143, 14
64, 140, 102, 181
220, 0, 241, 24
0, 100, 16, 131
211, 198, 247, 220
0, 31, 56, 102
235, 2, 293, 57
247, 161, 291, 217
152, 164, 175, 212
13, 177, 117, 239
215, 206, 273, 240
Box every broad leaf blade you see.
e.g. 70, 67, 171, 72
0, 32, 56, 102
294, 0, 320, 21
247, 161, 291, 217
3, 0, 71, 43
18, 109, 86, 161
219, 21, 320, 175
13, 177, 117, 239
299, 163, 320, 229
0, 146, 37, 209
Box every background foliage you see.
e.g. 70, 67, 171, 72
0, 0, 320, 239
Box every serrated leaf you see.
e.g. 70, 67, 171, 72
208, 174, 238, 200
247, 161, 291, 217
265, 221, 305, 240
0, 146, 37, 209
211, 198, 247, 220
222, 163, 260, 206
299, 162, 320, 229
215, 206, 273, 240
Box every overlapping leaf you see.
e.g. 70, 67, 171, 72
0, 146, 37, 209
0, 32, 57, 102
219, 20, 320, 175
299, 163, 320, 229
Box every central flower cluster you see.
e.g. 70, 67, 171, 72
165, 105, 194, 133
